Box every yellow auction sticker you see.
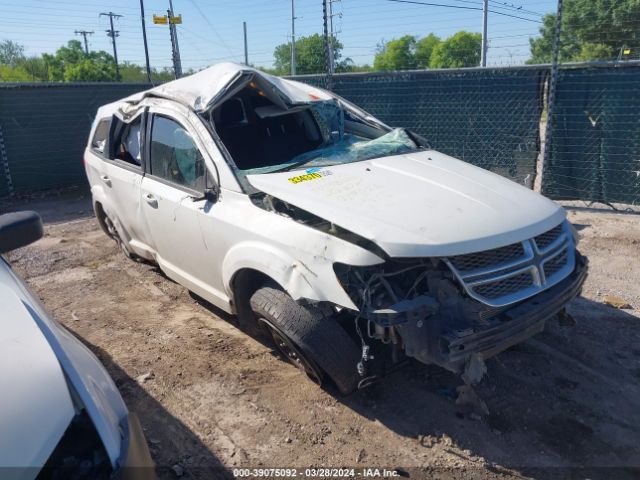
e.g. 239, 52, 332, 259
288, 168, 333, 184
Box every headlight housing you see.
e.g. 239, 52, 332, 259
39, 408, 112, 479
568, 220, 580, 246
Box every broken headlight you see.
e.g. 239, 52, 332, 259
333, 258, 449, 325
37, 409, 112, 480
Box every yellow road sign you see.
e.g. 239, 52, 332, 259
170, 15, 182, 24
153, 14, 167, 25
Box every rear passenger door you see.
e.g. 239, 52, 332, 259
140, 110, 221, 299
96, 113, 154, 256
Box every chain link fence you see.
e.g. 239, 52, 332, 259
0, 62, 639, 208
542, 62, 640, 206
292, 66, 546, 187
0, 83, 150, 197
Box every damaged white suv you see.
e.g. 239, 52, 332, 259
85, 62, 587, 394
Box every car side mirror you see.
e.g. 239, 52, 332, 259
0, 211, 44, 253
191, 186, 218, 204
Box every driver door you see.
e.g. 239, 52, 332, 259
140, 109, 218, 299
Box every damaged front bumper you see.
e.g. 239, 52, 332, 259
398, 252, 588, 373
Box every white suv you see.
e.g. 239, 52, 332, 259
85, 62, 587, 394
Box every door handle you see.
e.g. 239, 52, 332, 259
100, 175, 111, 187
144, 193, 158, 207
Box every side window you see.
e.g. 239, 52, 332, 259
114, 117, 142, 167
91, 118, 111, 155
150, 115, 206, 191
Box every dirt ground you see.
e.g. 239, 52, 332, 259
4, 191, 640, 479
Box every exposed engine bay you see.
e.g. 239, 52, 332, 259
333, 258, 503, 377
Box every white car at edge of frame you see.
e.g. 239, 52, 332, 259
0, 211, 155, 480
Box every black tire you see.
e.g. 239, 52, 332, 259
250, 285, 361, 395
102, 212, 135, 260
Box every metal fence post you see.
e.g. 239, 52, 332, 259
540, 0, 563, 192
0, 125, 14, 197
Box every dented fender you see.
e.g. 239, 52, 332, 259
222, 237, 383, 310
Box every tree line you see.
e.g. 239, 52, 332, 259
1, 1, 637, 82
0, 39, 178, 82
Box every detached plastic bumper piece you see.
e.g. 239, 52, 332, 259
117, 413, 156, 480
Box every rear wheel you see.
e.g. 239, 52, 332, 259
101, 211, 135, 260
250, 285, 361, 395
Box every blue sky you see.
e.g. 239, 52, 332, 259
2, 0, 557, 70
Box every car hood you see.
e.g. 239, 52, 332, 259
247, 150, 566, 257
0, 284, 75, 472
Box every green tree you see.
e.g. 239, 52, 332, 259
373, 35, 417, 71
528, 0, 640, 63
119, 62, 147, 82
64, 55, 116, 82
43, 40, 117, 81
415, 34, 440, 68
429, 31, 481, 68
0, 40, 25, 66
16, 56, 49, 81
273, 34, 347, 75
120, 62, 177, 83
0, 64, 31, 81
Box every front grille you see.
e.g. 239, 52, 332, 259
449, 243, 524, 273
544, 249, 568, 278
534, 224, 563, 250
473, 271, 535, 299
444, 221, 575, 307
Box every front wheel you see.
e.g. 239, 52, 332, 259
250, 285, 361, 395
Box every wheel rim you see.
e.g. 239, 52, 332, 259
104, 215, 131, 258
259, 318, 324, 386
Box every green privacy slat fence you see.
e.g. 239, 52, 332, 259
542, 65, 640, 205
0, 83, 150, 196
1, 65, 638, 206
292, 67, 548, 187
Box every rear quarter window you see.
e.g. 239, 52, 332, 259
91, 118, 111, 155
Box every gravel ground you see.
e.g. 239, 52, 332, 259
4, 191, 640, 479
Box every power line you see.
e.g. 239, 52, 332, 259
383, 0, 542, 23
489, 1, 544, 17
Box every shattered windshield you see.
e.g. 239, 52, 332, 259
283, 128, 418, 171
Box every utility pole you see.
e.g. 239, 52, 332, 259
322, 0, 332, 90
480, 0, 488, 67
100, 12, 122, 81
74, 30, 94, 55
243, 21, 249, 65
168, 0, 182, 78
139, 0, 152, 83
290, 0, 296, 76
328, 0, 334, 74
